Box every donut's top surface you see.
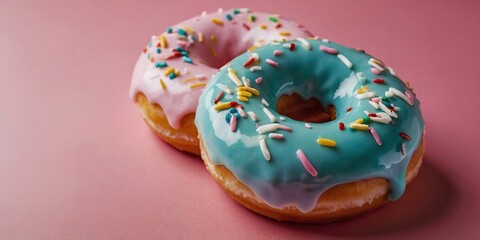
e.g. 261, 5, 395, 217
195, 39, 425, 212
130, 8, 312, 128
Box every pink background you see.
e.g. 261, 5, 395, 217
1, 0, 479, 239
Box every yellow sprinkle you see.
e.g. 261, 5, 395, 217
182, 26, 195, 34
190, 83, 207, 89
211, 18, 224, 25
279, 31, 291, 36
210, 34, 217, 44
159, 79, 166, 90
350, 123, 369, 131
237, 86, 260, 96
247, 45, 257, 52
214, 102, 231, 111
160, 35, 168, 48
198, 32, 204, 42
237, 96, 249, 102
406, 81, 411, 88
260, 24, 267, 30
237, 90, 252, 97
317, 138, 336, 147
174, 69, 181, 76
183, 77, 197, 83
357, 86, 369, 94
209, 48, 217, 56
354, 118, 364, 124
164, 67, 175, 76
371, 58, 383, 65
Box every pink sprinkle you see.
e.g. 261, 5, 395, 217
296, 149, 318, 177
273, 50, 283, 56
369, 127, 382, 146
177, 40, 188, 48
214, 91, 224, 104
405, 89, 415, 105
266, 58, 279, 68
230, 114, 237, 132
371, 97, 381, 103
371, 67, 381, 75
255, 77, 263, 84
319, 45, 338, 54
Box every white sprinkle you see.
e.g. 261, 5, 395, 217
268, 133, 284, 140
389, 87, 413, 105
259, 136, 270, 161
261, 98, 269, 107
225, 87, 233, 94
183, 68, 190, 75
379, 102, 398, 118
235, 107, 247, 118
356, 72, 366, 84
322, 38, 330, 42
195, 74, 207, 80
241, 76, 251, 87
305, 123, 312, 129
337, 54, 352, 68
227, 68, 243, 86
369, 112, 392, 124
385, 89, 394, 98
247, 111, 258, 122
356, 91, 376, 99
401, 143, 406, 156
239, 8, 251, 13
263, 107, 277, 122
279, 116, 285, 121
368, 58, 385, 71
256, 123, 292, 134
386, 66, 397, 76
296, 37, 312, 50
282, 43, 291, 49
250, 66, 262, 72
369, 101, 380, 109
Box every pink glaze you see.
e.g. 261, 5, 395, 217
130, 9, 313, 128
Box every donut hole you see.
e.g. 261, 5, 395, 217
276, 93, 336, 123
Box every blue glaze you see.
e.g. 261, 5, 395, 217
195, 39, 425, 212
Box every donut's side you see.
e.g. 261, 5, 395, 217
135, 93, 200, 155
200, 135, 424, 223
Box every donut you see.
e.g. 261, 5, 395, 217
195, 38, 425, 222
130, 8, 313, 155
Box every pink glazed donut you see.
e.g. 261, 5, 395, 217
130, 8, 313, 155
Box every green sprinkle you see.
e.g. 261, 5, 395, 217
232, 9, 240, 14
249, 15, 256, 22
268, 16, 278, 22
363, 116, 371, 124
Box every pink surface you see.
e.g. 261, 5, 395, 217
1, 0, 479, 239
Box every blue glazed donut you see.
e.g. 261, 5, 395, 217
195, 38, 425, 222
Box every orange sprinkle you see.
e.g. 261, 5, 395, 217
260, 24, 267, 30
210, 34, 217, 44
211, 18, 224, 25
209, 48, 217, 56
279, 31, 291, 36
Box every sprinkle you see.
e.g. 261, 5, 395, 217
249, 15, 256, 22
260, 24, 267, 30
379, 102, 398, 118
232, 8, 240, 14
247, 111, 258, 121
371, 97, 382, 103
214, 91, 224, 104
198, 33, 204, 42
243, 57, 255, 67
339, 122, 345, 130
256, 123, 292, 134
296, 38, 312, 50
241, 76, 251, 87
250, 66, 262, 72
214, 102, 232, 111
160, 35, 168, 48
177, 28, 187, 36
387, 66, 397, 76
183, 68, 189, 75
371, 68, 381, 75
296, 149, 318, 177
279, 31, 291, 36
211, 18, 224, 25
243, 23, 251, 31
337, 54, 353, 68
226, 14, 233, 21
322, 38, 330, 42
349, 123, 369, 131
210, 34, 217, 44
261, 98, 269, 106
274, 50, 283, 56
230, 114, 237, 132
275, 23, 282, 29
183, 77, 197, 83
255, 77, 263, 84
236, 107, 247, 118
354, 118, 364, 124
369, 127, 382, 146
159, 79, 166, 90
227, 68, 243, 86
373, 78, 385, 84
289, 43, 296, 51
164, 67, 175, 76
401, 143, 406, 156
346, 107, 353, 112
400, 132, 411, 141
389, 87, 413, 105
266, 58, 279, 68
263, 107, 277, 122
174, 69, 181, 76
209, 48, 217, 56
319, 45, 338, 54
229, 101, 242, 108
305, 123, 312, 129
356, 91, 376, 100
259, 136, 271, 161
357, 72, 366, 84
368, 58, 385, 71
357, 86, 369, 94
155, 61, 168, 68
269, 133, 284, 140
368, 113, 378, 117
369, 112, 392, 124
225, 87, 233, 94
156, 48, 161, 54
247, 45, 257, 52
268, 16, 278, 22
317, 138, 336, 147
167, 27, 173, 33
237, 96, 249, 102
279, 116, 286, 121
405, 89, 415, 105
182, 56, 193, 64
189, 83, 206, 89
237, 90, 252, 97
238, 86, 260, 95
